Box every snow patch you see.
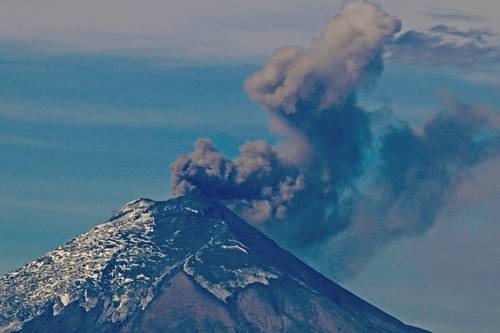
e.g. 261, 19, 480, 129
184, 207, 200, 214
221, 244, 248, 254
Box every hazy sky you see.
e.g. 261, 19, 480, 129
1, 0, 500, 59
1, 1, 499, 333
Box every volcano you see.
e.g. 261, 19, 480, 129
0, 196, 429, 333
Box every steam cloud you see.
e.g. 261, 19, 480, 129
171, 1, 500, 279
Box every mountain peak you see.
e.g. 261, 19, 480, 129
0, 196, 430, 333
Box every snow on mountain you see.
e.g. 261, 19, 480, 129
0, 196, 430, 333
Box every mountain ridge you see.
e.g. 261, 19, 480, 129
0, 195, 430, 333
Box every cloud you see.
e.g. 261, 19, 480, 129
244, 1, 401, 113
454, 72, 500, 88
0, 102, 258, 129
428, 13, 487, 22
325, 100, 500, 279
0, 197, 114, 215
386, 24, 500, 66
427, 11, 488, 23
0, 0, 498, 65
423, 4, 489, 23
170, 1, 500, 280
0, 0, 342, 60
0, 134, 68, 150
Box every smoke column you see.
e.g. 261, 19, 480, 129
170, 1, 500, 279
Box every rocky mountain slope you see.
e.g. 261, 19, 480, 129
0, 196, 430, 333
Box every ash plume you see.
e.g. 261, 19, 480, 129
322, 100, 500, 279
170, 1, 500, 279
171, 138, 304, 225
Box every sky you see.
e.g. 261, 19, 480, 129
1, 1, 500, 332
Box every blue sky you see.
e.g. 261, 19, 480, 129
1, 1, 500, 333
0, 53, 271, 268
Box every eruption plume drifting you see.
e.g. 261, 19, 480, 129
170, 1, 500, 279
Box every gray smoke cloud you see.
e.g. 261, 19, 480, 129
323, 99, 500, 279
170, 1, 500, 280
245, 0, 401, 113
173, 0, 400, 243
171, 138, 304, 224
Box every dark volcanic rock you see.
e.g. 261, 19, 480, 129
0, 196, 430, 333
